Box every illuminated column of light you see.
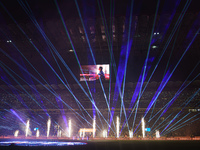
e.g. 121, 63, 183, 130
14, 130, 19, 137
103, 130, 107, 138
93, 116, 96, 138
116, 116, 120, 138
68, 119, 72, 138
36, 129, 39, 138
156, 130, 160, 138
141, 117, 145, 138
47, 117, 51, 137
129, 130, 133, 138
25, 119, 30, 137
57, 125, 60, 137
57, 129, 61, 137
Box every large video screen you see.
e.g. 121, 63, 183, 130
80, 64, 110, 81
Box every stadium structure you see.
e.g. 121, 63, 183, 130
0, 0, 200, 142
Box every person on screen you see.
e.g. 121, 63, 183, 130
98, 66, 105, 80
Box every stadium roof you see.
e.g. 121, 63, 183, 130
0, 0, 199, 84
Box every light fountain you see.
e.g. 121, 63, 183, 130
102, 129, 107, 138
47, 117, 51, 138
156, 130, 160, 138
57, 129, 61, 137
14, 130, 19, 137
129, 130, 133, 138
93, 116, 96, 138
141, 117, 145, 138
116, 116, 120, 138
36, 129, 40, 138
25, 119, 30, 137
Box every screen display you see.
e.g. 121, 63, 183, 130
145, 128, 151, 132
80, 64, 109, 81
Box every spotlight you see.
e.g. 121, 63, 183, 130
6, 40, 12, 43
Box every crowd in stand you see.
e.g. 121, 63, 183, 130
0, 81, 199, 137
0, 85, 199, 110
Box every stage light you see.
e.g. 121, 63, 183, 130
47, 117, 51, 137
156, 130, 160, 138
36, 129, 40, 137
129, 130, 133, 138
25, 119, 30, 137
103, 130, 107, 138
7, 40, 12, 43
57, 129, 61, 137
14, 130, 19, 137
141, 117, 145, 138
93, 116, 96, 138
116, 116, 120, 138
152, 45, 157, 48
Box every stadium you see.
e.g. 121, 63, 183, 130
0, 0, 200, 149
